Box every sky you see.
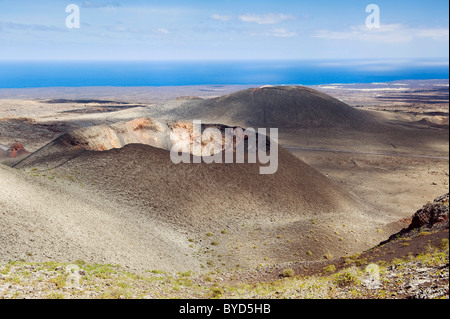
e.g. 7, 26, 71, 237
0, 0, 448, 61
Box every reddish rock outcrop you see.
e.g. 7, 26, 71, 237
8, 143, 29, 158
408, 193, 449, 230
382, 193, 449, 245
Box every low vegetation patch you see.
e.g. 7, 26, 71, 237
281, 269, 295, 278
0, 238, 447, 299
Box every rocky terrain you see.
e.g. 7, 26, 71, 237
2, 130, 383, 273
0, 82, 448, 300
0, 142, 29, 159
0, 194, 447, 299
0, 142, 29, 167
382, 193, 449, 244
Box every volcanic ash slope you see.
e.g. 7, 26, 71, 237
4, 118, 388, 272
156, 86, 377, 129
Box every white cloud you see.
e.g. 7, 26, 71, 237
156, 28, 171, 34
268, 28, 297, 37
238, 13, 295, 25
415, 28, 450, 40
248, 28, 297, 38
110, 26, 127, 32
0, 21, 64, 32
210, 14, 233, 22
82, 1, 121, 8
313, 24, 449, 43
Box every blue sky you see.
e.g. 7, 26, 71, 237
0, 0, 448, 60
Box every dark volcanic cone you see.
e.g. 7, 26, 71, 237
10, 117, 384, 270
159, 86, 377, 129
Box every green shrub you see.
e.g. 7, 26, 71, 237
281, 268, 295, 278
335, 271, 359, 288
440, 238, 449, 249
210, 287, 224, 299
323, 265, 336, 274
419, 231, 431, 237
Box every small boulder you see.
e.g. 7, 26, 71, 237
408, 193, 449, 230
8, 143, 30, 158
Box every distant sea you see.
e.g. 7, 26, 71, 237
0, 59, 448, 89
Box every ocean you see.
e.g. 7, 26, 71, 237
0, 59, 448, 89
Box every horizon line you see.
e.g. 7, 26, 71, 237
0, 57, 448, 63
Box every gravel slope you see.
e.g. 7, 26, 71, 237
0, 163, 196, 273
1, 139, 389, 273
